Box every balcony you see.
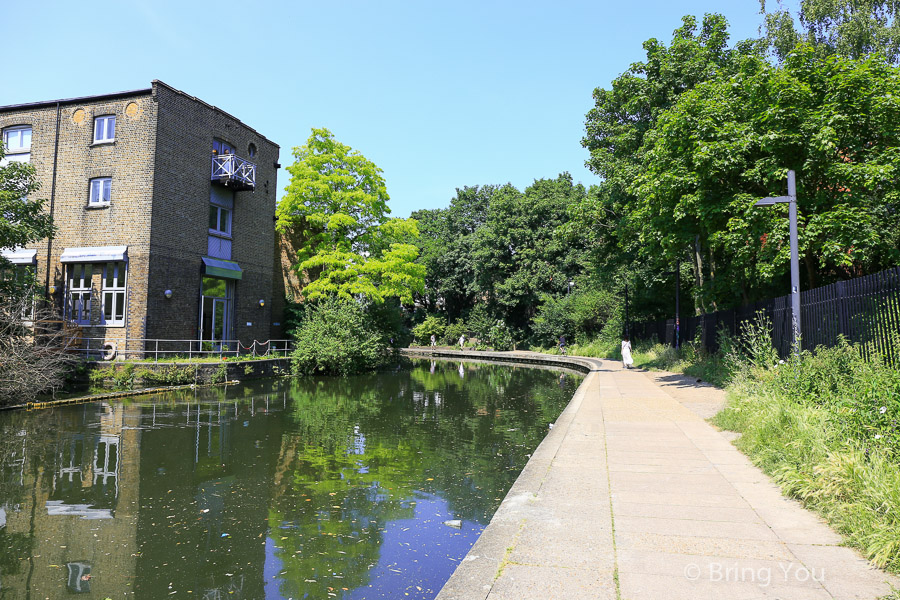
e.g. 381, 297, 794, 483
211, 153, 256, 191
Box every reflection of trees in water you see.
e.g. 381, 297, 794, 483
0, 362, 581, 599
266, 361, 582, 596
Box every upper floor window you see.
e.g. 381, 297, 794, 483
93, 115, 115, 143
209, 204, 232, 236
89, 177, 111, 206
3, 126, 32, 163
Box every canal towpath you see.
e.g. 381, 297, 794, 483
403, 349, 900, 600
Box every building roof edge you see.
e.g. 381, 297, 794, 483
152, 80, 280, 150
0, 87, 153, 113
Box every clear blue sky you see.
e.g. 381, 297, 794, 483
4, 0, 769, 217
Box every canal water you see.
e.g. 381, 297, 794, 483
0, 359, 581, 600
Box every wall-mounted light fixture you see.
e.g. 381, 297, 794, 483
258, 299, 265, 308
164, 289, 173, 299
48, 285, 57, 295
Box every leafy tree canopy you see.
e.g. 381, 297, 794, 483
633, 44, 900, 308
761, 0, 900, 62
276, 128, 424, 304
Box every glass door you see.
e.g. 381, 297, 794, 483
199, 277, 233, 351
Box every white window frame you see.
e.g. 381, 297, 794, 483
93, 115, 115, 143
66, 263, 92, 325
3, 126, 31, 163
89, 177, 112, 206
208, 204, 232, 237
101, 261, 126, 326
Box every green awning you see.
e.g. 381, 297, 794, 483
202, 256, 242, 280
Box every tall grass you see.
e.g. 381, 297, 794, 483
715, 332, 900, 572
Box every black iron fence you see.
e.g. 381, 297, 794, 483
633, 266, 900, 364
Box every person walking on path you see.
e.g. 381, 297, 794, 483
558, 335, 567, 355
430, 334, 436, 347
621, 336, 633, 369
459, 335, 465, 349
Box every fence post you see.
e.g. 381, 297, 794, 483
836, 280, 849, 341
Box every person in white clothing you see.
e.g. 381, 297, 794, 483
459, 335, 465, 349
621, 336, 634, 369
430, 334, 436, 347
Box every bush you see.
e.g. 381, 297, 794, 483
531, 287, 618, 346
485, 319, 514, 350
291, 297, 386, 376
444, 320, 468, 346
411, 314, 446, 345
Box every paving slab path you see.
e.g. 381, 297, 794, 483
403, 349, 900, 600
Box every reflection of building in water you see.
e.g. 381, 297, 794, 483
0, 402, 142, 598
134, 396, 284, 599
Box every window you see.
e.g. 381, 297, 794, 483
247, 142, 257, 158
101, 262, 126, 325
67, 263, 92, 324
93, 115, 115, 143
212, 139, 235, 155
209, 204, 232, 236
89, 178, 111, 206
3, 126, 31, 163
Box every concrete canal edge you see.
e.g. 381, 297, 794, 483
401, 347, 607, 599
10, 358, 293, 411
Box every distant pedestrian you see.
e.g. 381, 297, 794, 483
459, 335, 465, 349
430, 334, 436, 347
558, 335, 567, 355
621, 336, 633, 369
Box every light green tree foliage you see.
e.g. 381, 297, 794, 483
276, 128, 424, 304
633, 44, 900, 309
761, 0, 900, 62
0, 152, 53, 298
411, 314, 446, 345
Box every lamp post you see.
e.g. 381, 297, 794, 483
567, 280, 574, 295
664, 259, 681, 349
754, 169, 801, 354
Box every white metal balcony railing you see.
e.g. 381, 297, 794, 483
211, 153, 256, 190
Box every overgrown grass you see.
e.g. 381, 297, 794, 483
714, 341, 900, 572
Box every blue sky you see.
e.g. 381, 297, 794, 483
4, 0, 770, 217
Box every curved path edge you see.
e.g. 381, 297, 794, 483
402, 347, 900, 600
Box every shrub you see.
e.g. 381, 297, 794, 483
411, 314, 446, 345
486, 319, 514, 350
444, 320, 468, 346
291, 297, 386, 376
210, 364, 228, 384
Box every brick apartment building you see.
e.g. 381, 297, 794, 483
0, 80, 281, 356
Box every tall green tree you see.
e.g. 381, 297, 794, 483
276, 128, 424, 304
411, 185, 494, 322
632, 44, 900, 309
761, 0, 900, 62
471, 174, 589, 337
577, 14, 766, 317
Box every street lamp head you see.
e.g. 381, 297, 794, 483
754, 196, 791, 207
